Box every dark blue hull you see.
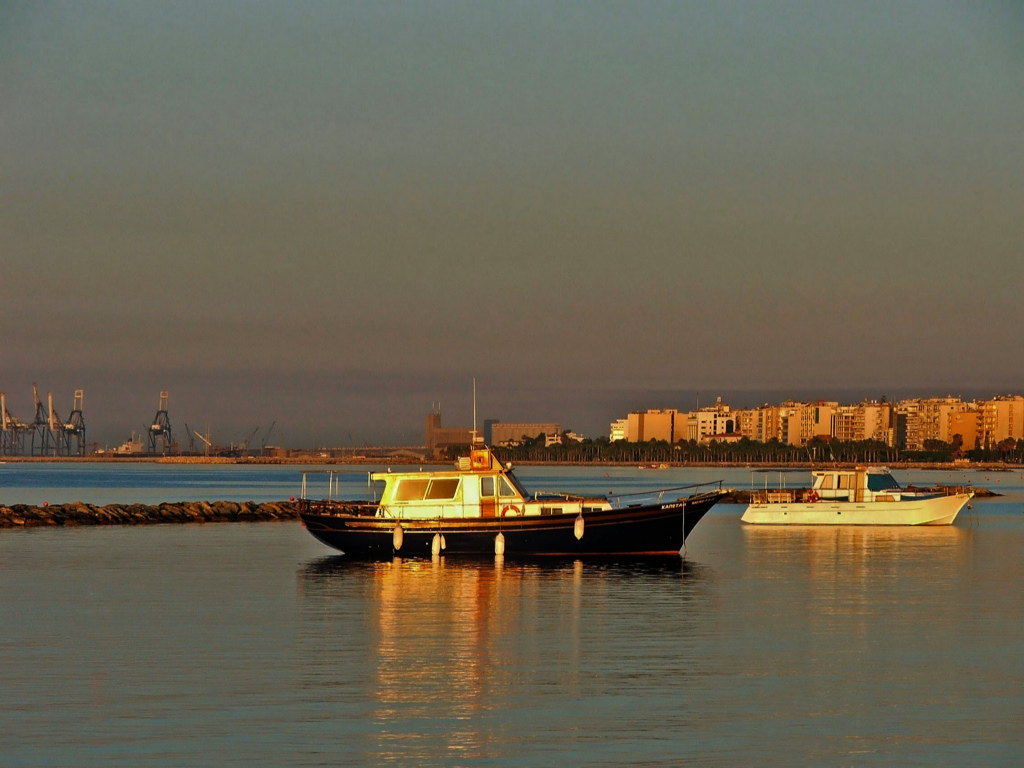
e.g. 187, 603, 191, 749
300, 491, 725, 558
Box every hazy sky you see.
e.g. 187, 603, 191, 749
2, 1, 1023, 445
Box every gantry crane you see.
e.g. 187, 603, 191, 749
0, 392, 31, 456
30, 383, 54, 456
148, 391, 173, 454
64, 390, 86, 456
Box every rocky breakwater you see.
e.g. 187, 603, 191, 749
0, 500, 300, 528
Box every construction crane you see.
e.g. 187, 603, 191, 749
240, 427, 259, 458
261, 421, 276, 456
193, 426, 212, 457
148, 391, 173, 455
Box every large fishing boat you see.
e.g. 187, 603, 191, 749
741, 467, 972, 526
299, 446, 728, 557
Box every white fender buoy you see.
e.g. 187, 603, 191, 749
494, 532, 505, 556
431, 533, 441, 556
574, 514, 585, 541
393, 522, 404, 551
440, 534, 446, 550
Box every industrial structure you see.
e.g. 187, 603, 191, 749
483, 420, 562, 447
426, 408, 566, 455
0, 385, 86, 456
148, 391, 173, 454
1, 392, 31, 455
425, 409, 474, 456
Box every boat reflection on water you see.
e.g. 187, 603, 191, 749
741, 523, 970, 570
740, 524, 973, 627
297, 556, 710, 764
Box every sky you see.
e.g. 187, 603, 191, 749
2, 1, 1023, 447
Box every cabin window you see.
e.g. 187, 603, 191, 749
481, 476, 495, 497
505, 472, 529, 498
838, 475, 850, 490
867, 474, 900, 492
425, 478, 460, 500
499, 477, 517, 498
820, 475, 834, 490
393, 478, 429, 501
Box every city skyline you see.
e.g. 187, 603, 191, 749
4, 378, 1024, 451
3, 2, 1023, 446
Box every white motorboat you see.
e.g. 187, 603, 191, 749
741, 467, 972, 526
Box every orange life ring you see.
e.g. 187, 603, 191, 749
807, 491, 820, 503
501, 504, 521, 517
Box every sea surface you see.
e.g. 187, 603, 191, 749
2, 463, 1023, 766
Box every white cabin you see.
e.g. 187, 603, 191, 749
373, 447, 611, 520
810, 467, 903, 503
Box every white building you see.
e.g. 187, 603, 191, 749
609, 419, 627, 442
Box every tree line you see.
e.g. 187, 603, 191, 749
445, 434, 1024, 465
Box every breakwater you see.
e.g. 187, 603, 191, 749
0, 500, 299, 528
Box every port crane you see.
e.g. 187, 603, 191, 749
183, 423, 197, 454
65, 390, 86, 456
0, 392, 31, 456
148, 391, 173, 455
30, 384, 53, 456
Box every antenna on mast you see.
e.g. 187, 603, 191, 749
472, 378, 482, 444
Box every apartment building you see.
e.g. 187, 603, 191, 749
832, 401, 893, 444
948, 409, 982, 450
918, 397, 967, 444
979, 396, 1024, 447
686, 399, 737, 442
626, 409, 680, 442
609, 418, 627, 442
736, 409, 759, 440
863, 402, 893, 444
778, 403, 805, 446
610, 393, 1024, 449
832, 404, 861, 442
802, 401, 837, 443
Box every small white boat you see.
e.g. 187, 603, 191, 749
741, 467, 972, 526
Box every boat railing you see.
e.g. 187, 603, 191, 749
531, 491, 587, 502
300, 470, 381, 502
299, 498, 379, 517
905, 484, 975, 497
750, 489, 798, 504
608, 480, 725, 509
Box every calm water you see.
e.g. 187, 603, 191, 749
2, 464, 1023, 766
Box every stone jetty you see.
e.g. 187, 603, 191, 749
0, 500, 300, 528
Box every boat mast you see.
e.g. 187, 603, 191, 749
472, 378, 482, 444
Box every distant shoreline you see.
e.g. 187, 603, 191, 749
1, 455, 1021, 472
